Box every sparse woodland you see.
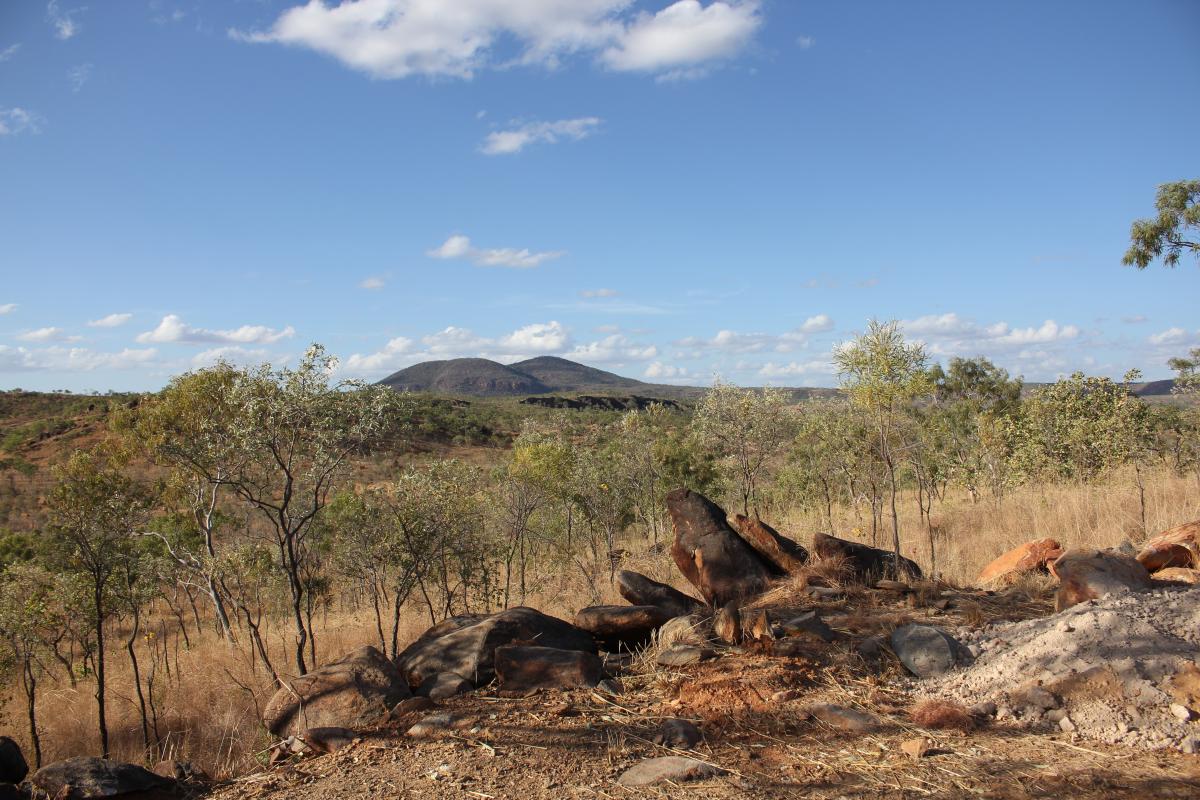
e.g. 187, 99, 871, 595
1, 330, 1199, 777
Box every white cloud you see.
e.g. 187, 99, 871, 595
674, 315, 834, 354
799, 313, 834, 334
344, 337, 416, 373
1149, 327, 1188, 346
17, 327, 81, 343
359, 276, 386, 290
0, 303, 16, 315
0, 44, 20, 62
136, 314, 296, 345
191, 346, 270, 368
758, 359, 834, 379
67, 62, 92, 92
644, 361, 696, 381
580, 288, 619, 298
0, 108, 43, 136
901, 313, 1080, 353
87, 312, 132, 328
497, 321, 571, 353
601, 1, 761, 74
566, 334, 657, 363
796, 35, 814, 49
47, 1, 84, 40
481, 117, 601, 155
236, 0, 760, 81
427, 234, 565, 269
0, 345, 157, 373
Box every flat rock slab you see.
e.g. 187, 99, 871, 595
891, 624, 963, 678
812, 532, 922, 583
263, 645, 410, 736
1050, 549, 1153, 611
730, 514, 808, 574
657, 645, 716, 667
977, 538, 1063, 585
32, 757, 174, 800
396, 607, 597, 689
807, 704, 880, 733
616, 570, 704, 618
779, 611, 836, 642
1152, 567, 1200, 584
494, 644, 602, 692
574, 604, 673, 651
0, 737, 26, 785
417, 671, 473, 701
666, 488, 773, 607
617, 756, 726, 787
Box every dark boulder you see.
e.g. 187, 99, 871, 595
574, 605, 674, 651
615, 570, 704, 618
729, 514, 808, 574
811, 532, 922, 582
396, 607, 596, 689
0, 738, 26, 785
494, 645, 603, 692
263, 645, 410, 736
32, 757, 173, 799
416, 671, 473, 700
666, 488, 773, 606
891, 624, 965, 678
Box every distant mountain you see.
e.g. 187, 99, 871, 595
379, 356, 652, 397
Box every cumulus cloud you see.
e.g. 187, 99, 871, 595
566, 334, 657, 364
901, 313, 1080, 354
0, 44, 20, 62
235, 0, 760, 81
191, 346, 270, 368
0, 108, 43, 136
343, 337, 417, 373
580, 288, 619, 298
427, 234, 565, 269
87, 312, 132, 328
359, 276, 386, 290
47, 1, 84, 40
674, 315, 834, 354
0, 303, 16, 315
0, 345, 157, 372
1148, 327, 1189, 346
136, 314, 295, 345
345, 321, 578, 375
601, 0, 761, 75
481, 117, 601, 155
643, 361, 699, 382
17, 327, 81, 343
758, 359, 834, 379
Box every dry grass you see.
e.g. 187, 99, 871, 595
909, 699, 976, 731
3, 467, 1197, 778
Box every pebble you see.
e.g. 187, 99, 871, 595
1169, 703, 1194, 722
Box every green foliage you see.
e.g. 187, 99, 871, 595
1123, 179, 1200, 269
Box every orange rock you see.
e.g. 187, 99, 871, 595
977, 538, 1063, 585
1049, 549, 1153, 611
1136, 520, 1200, 571
1151, 567, 1200, 585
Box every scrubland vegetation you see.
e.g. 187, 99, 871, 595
1, 330, 1198, 777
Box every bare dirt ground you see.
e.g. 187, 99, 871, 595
207, 580, 1200, 800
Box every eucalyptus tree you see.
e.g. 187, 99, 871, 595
1123, 179, 1200, 269
691, 380, 793, 515
834, 320, 932, 572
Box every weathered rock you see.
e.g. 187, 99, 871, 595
416, 671, 473, 701
0, 783, 22, 800
596, 678, 623, 695
740, 608, 774, 641
891, 624, 963, 678
494, 645, 603, 692
406, 712, 468, 738
263, 645, 410, 736
1049, 549, 1153, 611
654, 719, 703, 749
615, 570, 704, 618
666, 488, 774, 606
657, 645, 716, 667
811, 532, 922, 582
299, 727, 357, 754
712, 603, 741, 644
977, 538, 1064, 585
779, 611, 837, 642
388, 696, 436, 720
32, 758, 173, 800
729, 514, 808, 574
616, 756, 726, 787
0, 738, 26, 785
396, 607, 597, 689
656, 614, 709, 648
807, 704, 880, 733
1136, 520, 1200, 571
574, 605, 673, 651
151, 760, 207, 783
1151, 567, 1200, 584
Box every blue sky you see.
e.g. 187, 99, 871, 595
1, 0, 1198, 392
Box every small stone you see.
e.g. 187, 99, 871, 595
1181, 736, 1198, 755
1016, 685, 1059, 711
1045, 708, 1068, 723
900, 737, 933, 759
596, 678, 623, 696
616, 756, 726, 787
806, 586, 844, 600
779, 612, 836, 643
390, 696, 436, 720
407, 712, 467, 738
771, 689, 801, 703
807, 704, 879, 733
654, 719, 703, 750
891, 624, 964, 678
657, 645, 715, 667
1169, 703, 1194, 722
1058, 716, 1076, 733
968, 701, 996, 718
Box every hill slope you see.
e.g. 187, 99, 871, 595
379, 356, 654, 397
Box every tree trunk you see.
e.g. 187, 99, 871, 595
23, 657, 41, 768
125, 606, 151, 752
94, 590, 109, 758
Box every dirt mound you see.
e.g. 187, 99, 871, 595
926, 585, 1200, 751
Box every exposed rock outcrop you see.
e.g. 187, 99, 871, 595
729, 514, 808, 574
574, 605, 673, 651
1049, 549, 1154, 611
32, 757, 173, 800
977, 538, 1064, 585
1136, 520, 1200, 572
615, 570, 704, 617
811, 531, 922, 582
666, 488, 773, 606
494, 645, 603, 692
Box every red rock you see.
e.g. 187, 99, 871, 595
729, 514, 808, 574
1151, 567, 1200, 585
666, 489, 773, 606
494, 645, 603, 692
1048, 549, 1153, 611
1136, 520, 1200, 571
574, 605, 674, 651
977, 538, 1064, 585
615, 570, 704, 618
